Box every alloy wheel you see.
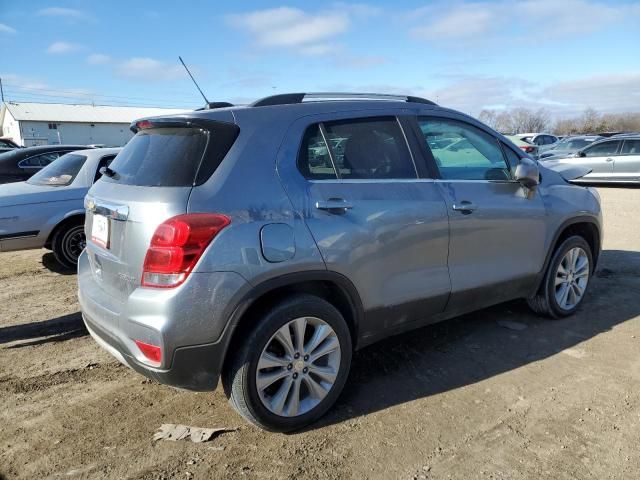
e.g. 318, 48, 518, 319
554, 247, 590, 310
256, 317, 341, 417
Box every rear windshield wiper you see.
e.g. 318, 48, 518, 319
99, 166, 119, 179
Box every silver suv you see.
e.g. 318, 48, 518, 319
78, 93, 602, 432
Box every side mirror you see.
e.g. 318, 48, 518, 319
577, 151, 586, 157
515, 157, 540, 188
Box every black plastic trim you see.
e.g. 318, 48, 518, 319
225, 270, 365, 346
532, 216, 602, 293
406, 95, 437, 105
252, 93, 306, 107
0, 230, 39, 240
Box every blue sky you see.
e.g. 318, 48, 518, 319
0, 0, 639, 117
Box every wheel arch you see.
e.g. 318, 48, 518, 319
534, 216, 601, 293
44, 212, 85, 249
220, 270, 364, 375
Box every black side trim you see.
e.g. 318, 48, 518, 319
225, 270, 365, 345
0, 230, 39, 240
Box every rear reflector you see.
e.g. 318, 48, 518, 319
141, 213, 231, 288
134, 340, 162, 364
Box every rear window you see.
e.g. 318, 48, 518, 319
27, 153, 86, 186
102, 128, 207, 187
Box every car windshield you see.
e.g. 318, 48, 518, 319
26, 153, 87, 186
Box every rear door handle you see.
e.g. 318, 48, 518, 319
452, 201, 478, 213
315, 198, 353, 214
606, 158, 614, 162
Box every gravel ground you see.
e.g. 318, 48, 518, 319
1, 186, 639, 480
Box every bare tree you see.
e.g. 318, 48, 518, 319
477, 107, 550, 133
480, 107, 640, 135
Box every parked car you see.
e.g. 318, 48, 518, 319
0, 148, 120, 267
505, 135, 538, 158
0, 137, 21, 154
78, 93, 602, 432
0, 144, 93, 184
517, 133, 559, 153
539, 135, 603, 160
543, 135, 640, 183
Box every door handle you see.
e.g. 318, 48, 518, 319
606, 158, 614, 162
452, 201, 478, 213
315, 198, 353, 213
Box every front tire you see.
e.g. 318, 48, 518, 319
223, 294, 352, 432
527, 235, 593, 318
52, 220, 86, 269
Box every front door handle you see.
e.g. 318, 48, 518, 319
315, 198, 353, 214
452, 201, 478, 214
606, 157, 614, 162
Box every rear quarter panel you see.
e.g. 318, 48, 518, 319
189, 108, 326, 284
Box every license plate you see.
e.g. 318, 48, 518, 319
91, 214, 110, 248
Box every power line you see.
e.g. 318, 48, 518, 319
3, 94, 194, 110
4, 89, 197, 108
3, 82, 202, 104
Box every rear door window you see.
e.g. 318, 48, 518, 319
297, 117, 416, 180
298, 125, 338, 180
621, 140, 640, 155
583, 140, 621, 157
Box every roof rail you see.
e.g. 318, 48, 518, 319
251, 92, 437, 107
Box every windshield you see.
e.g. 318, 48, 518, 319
26, 153, 86, 186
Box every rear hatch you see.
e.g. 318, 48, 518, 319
84, 117, 238, 306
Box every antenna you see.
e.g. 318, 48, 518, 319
178, 56, 210, 106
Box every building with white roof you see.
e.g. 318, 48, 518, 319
0, 102, 188, 147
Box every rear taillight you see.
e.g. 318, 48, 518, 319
519, 145, 536, 153
142, 213, 230, 288
134, 340, 162, 364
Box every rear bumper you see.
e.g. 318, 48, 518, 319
77, 249, 250, 391
82, 311, 225, 391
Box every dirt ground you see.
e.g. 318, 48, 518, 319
1, 186, 639, 480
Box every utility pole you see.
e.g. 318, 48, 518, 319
0, 77, 4, 102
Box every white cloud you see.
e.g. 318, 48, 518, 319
0, 23, 16, 34
541, 73, 640, 115
116, 57, 184, 81
331, 2, 382, 18
37, 7, 86, 19
87, 53, 111, 65
323, 72, 640, 117
227, 7, 350, 55
411, 3, 500, 40
46, 41, 81, 54
407, 0, 640, 44
334, 54, 388, 69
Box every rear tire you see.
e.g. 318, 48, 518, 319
52, 219, 86, 270
222, 294, 352, 432
527, 235, 593, 318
